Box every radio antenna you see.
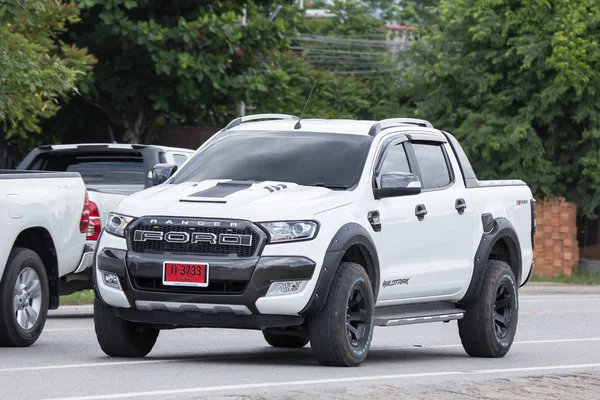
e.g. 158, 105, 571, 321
108, 124, 116, 143
294, 80, 317, 130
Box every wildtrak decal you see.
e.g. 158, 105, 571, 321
382, 278, 410, 288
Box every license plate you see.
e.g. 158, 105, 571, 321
163, 262, 209, 287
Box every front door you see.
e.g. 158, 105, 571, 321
372, 139, 437, 304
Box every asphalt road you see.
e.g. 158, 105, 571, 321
1, 286, 600, 400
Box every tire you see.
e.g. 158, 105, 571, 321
458, 260, 518, 358
94, 296, 159, 357
262, 328, 309, 348
308, 262, 374, 367
0, 248, 49, 347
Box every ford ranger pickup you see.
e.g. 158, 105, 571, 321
92, 114, 536, 367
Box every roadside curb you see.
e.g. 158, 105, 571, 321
521, 283, 600, 295
48, 305, 93, 318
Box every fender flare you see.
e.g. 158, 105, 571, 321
459, 215, 522, 304
299, 223, 380, 316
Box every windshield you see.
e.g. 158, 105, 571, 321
171, 130, 373, 189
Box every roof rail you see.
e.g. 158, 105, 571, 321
368, 118, 434, 136
223, 113, 299, 131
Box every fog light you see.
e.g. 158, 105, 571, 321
101, 272, 121, 289
266, 280, 307, 296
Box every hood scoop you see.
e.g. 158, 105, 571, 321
179, 181, 254, 204
263, 183, 288, 193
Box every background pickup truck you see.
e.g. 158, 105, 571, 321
16, 143, 195, 292
0, 170, 90, 347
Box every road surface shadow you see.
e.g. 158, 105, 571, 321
127, 346, 469, 367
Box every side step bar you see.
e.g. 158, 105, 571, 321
374, 302, 465, 327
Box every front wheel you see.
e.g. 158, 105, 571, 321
94, 296, 159, 357
458, 260, 518, 358
309, 262, 374, 367
0, 248, 49, 347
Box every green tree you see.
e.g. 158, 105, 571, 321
0, 0, 95, 149
68, 0, 298, 143
399, 0, 600, 214
248, 51, 371, 118
295, 0, 405, 120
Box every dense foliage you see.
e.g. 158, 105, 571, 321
398, 0, 600, 214
64, 0, 302, 143
8, 0, 599, 213
0, 0, 94, 149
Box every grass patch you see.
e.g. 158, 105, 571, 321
60, 289, 95, 306
530, 264, 600, 285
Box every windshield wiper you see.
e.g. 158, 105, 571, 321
308, 183, 348, 190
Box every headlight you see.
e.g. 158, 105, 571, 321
259, 221, 318, 243
105, 213, 134, 237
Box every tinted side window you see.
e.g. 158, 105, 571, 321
380, 143, 411, 175
412, 143, 452, 189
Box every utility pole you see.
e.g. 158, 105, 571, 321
238, 6, 247, 117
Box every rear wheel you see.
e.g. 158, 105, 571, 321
308, 262, 374, 367
94, 296, 159, 357
262, 328, 309, 348
458, 260, 518, 357
0, 248, 49, 347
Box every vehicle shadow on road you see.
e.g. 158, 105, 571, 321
140, 347, 468, 367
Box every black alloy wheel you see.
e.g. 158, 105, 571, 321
493, 283, 513, 339
346, 286, 368, 347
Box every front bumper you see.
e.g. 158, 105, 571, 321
95, 246, 316, 329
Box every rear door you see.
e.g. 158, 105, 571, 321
408, 137, 474, 296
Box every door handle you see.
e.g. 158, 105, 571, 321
415, 204, 427, 221
455, 198, 467, 215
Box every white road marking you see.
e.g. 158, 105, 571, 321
45, 328, 94, 332
43, 363, 600, 400
400, 337, 600, 349
520, 297, 600, 303
0, 351, 306, 373
0, 359, 180, 373
2, 337, 599, 374
522, 309, 600, 314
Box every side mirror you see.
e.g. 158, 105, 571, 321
374, 172, 422, 199
149, 163, 178, 186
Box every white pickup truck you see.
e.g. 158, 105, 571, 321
92, 115, 536, 367
0, 170, 90, 347
17, 143, 195, 293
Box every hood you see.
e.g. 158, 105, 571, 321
116, 180, 354, 220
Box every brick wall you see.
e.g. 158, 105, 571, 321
532, 197, 578, 276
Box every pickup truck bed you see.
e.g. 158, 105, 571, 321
0, 170, 90, 347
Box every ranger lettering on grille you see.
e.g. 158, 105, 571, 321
133, 230, 253, 246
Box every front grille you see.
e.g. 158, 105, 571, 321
132, 277, 247, 295
128, 221, 262, 257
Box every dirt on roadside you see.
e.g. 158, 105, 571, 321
209, 372, 600, 400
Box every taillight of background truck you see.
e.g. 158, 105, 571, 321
87, 200, 101, 240
531, 198, 536, 250
80, 190, 90, 234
